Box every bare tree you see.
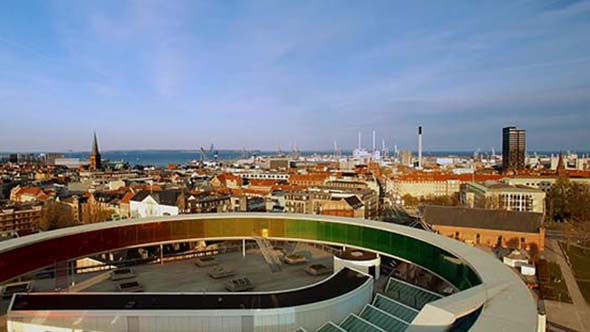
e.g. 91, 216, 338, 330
483, 196, 499, 209
41, 200, 74, 231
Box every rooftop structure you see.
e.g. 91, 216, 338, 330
0, 213, 538, 332
422, 205, 545, 250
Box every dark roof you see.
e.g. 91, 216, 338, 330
422, 205, 543, 234
189, 193, 230, 203
343, 196, 363, 209
10, 268, 368, 311
336, 249, 377, 261
131, 189, 183, 206
91, 132, 100, 156
130, 191, 151, 202
93, 191, 124, 203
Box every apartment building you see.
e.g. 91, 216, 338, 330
461, 181, 546, 213
0, 204, 42, 237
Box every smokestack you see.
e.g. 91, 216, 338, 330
418, 126, 423, 169
358, 132, 361, 150
372, 130, 376, 152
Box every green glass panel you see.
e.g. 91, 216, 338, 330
316, 221, 330, 243
346, 224, 363, 247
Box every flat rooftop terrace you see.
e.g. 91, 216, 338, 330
34, 242, 333, 293
1, 242, 334, 323
11, 268, 368, 311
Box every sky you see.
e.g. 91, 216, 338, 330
1, 0, 589, 152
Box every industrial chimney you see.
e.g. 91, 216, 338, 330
418, 126, 423, 169
358, 132, 362, 150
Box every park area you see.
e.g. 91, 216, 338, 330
562, 242, 590, 304
537, 259, 572, 303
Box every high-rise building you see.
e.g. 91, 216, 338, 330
89, 132, 102, 171
502, 126, 526, 171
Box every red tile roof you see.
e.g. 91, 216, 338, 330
120, 191, 135, 204
248, 179, 279, 187
396, 172, 503, 182
289, 173, 330, 183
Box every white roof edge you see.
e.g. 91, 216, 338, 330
0, 213, 538, 332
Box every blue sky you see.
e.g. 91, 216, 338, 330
1, 0, 589, 152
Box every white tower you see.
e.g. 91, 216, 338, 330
358, 132, 362, 150
418, 126, 423, 169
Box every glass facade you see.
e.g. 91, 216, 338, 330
0, 217, 481, 290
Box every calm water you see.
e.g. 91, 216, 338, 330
58, 150, 580, 166
2, 150, 582, 167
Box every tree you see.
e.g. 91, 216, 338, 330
402, 194, 419, 207
570, 183, 590, 223
418, 194, 459, 207
482, 196, 499, 209
528, 243, 540, 263
41, 200, 74, 231
81, 203, 114, 224
546, 176, 572, 222
546, 177, 590, 249
505, 237, 520, 250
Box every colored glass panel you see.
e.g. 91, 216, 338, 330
0, 216, 481, 290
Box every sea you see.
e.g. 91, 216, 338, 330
56, 149, 583, 167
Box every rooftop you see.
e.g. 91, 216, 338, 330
422, 205, 543, 233
11, 268, 366, 311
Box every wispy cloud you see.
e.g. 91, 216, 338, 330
0, 1, 589, 151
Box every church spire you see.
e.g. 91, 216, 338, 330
89, 132, 102, 171
92, 131, 100, 155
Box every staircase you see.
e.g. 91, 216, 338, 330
253, 236, 282, 272
302, 276, 443, 332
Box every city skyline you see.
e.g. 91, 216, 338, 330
1, 1, 590, 151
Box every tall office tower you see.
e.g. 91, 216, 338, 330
89, 132, 102, 171
502, 126, 526, 171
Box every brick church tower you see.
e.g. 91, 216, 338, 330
89, 132, 102, 171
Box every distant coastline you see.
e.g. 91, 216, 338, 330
2, 149, 588, 167
66, 149, 590, 166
